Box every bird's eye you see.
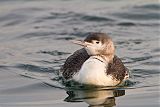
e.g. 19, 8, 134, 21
96, 41, 99, 44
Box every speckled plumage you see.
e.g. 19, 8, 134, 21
60, 48, 89, 79
60, 48, 128, 81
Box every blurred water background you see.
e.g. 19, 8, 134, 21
0, 0, 159, 107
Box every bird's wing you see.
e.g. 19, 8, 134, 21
107, 55, 128, 81
60, 48, 90, 79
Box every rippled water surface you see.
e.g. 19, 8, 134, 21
0, 0, 159, 107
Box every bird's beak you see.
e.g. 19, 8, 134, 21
71, 40, 89, 47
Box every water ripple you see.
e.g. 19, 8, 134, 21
117, 22, 136, 26
18, 32, 56, 39
15, 64, 55, 73
134, 4, 160, 10
81, 15, 114, 22
114, 12, 160, 20
0, 14, 26, 22
47, 12, 115, 22
132, 69, 160, 76
38, 50, 70, 56
112, 3, 160, 21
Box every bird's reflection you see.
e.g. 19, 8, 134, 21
64, 88, 125, 107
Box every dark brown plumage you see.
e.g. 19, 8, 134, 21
60, 48, 89, 79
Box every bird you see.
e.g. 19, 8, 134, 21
60, 32, 129, 86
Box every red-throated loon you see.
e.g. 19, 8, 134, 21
60, 32, 129, 86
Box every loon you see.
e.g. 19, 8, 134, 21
60, 32, 129, 86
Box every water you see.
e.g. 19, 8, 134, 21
0, 0, 159, 107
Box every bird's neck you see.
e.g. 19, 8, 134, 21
92, 54, 114, 64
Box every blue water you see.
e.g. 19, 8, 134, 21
0, 0, 159, 107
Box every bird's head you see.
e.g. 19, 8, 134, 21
72, 33, 115, 61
